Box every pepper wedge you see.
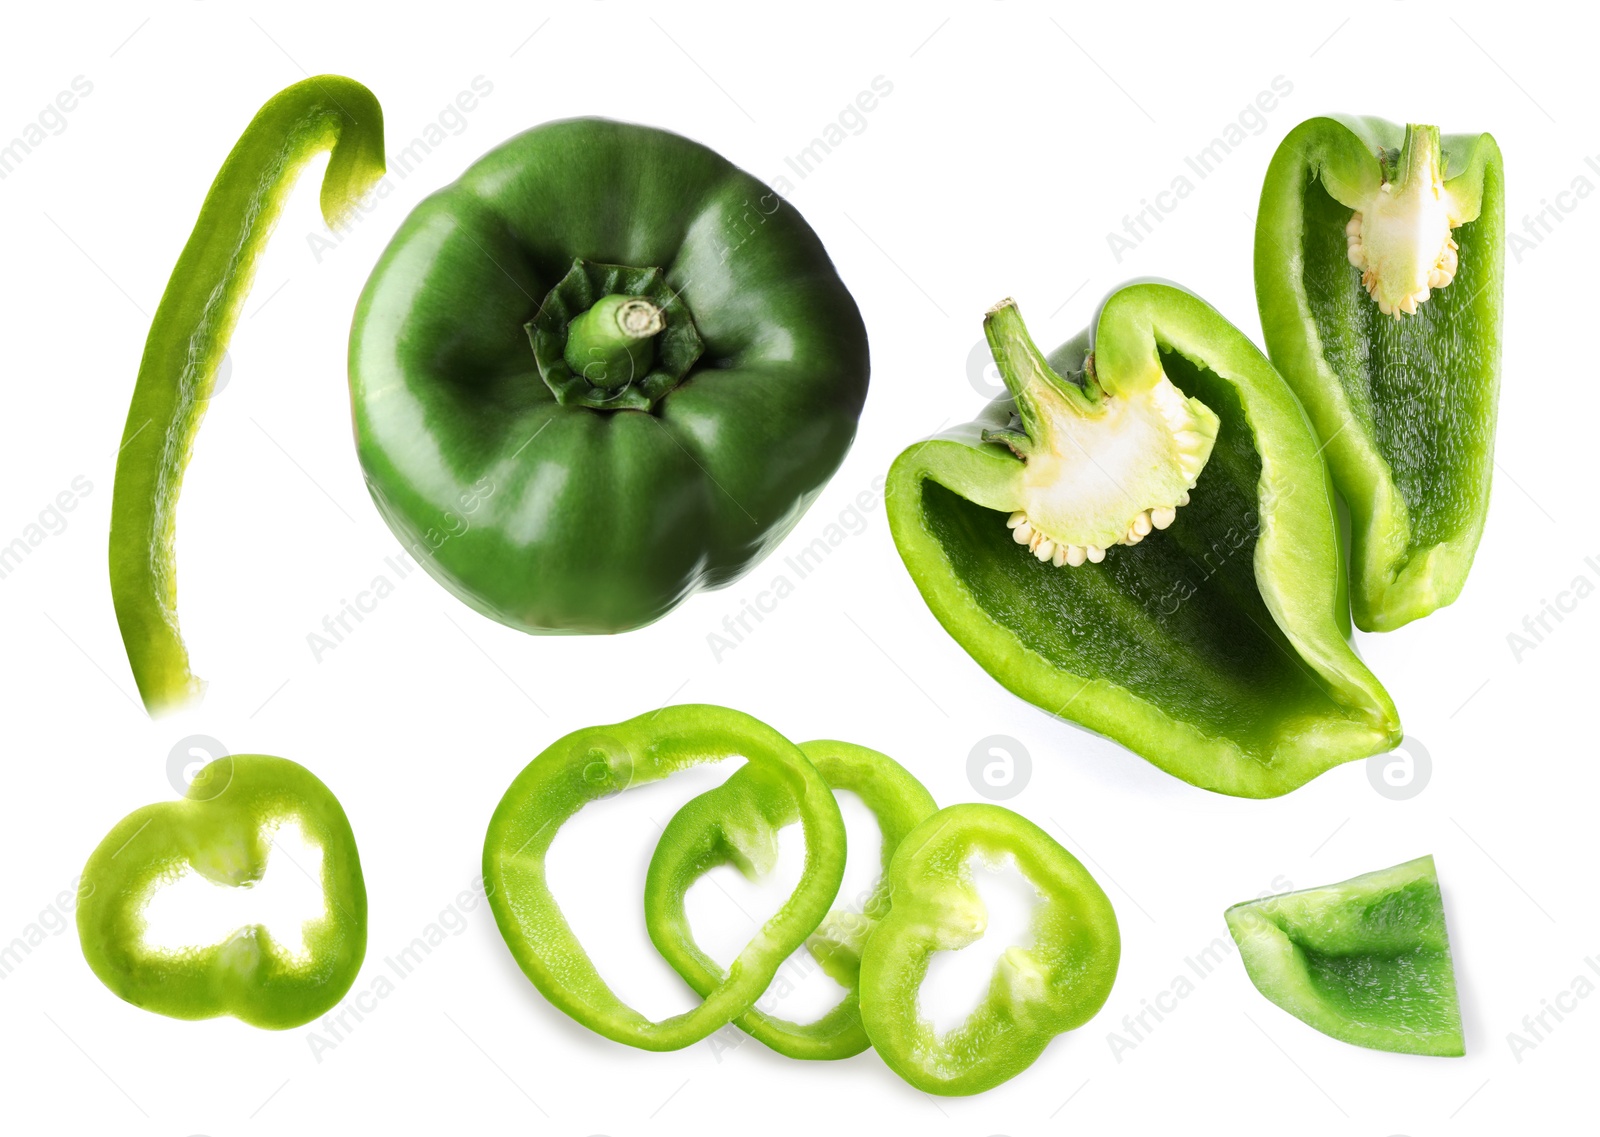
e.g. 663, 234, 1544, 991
887, 283, 1401, 797
1255, 117, 1504, 630
1225, 855, 1464, 1056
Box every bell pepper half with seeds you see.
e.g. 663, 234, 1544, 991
1256, 117, 1504, 631
887, 282, 1400, 798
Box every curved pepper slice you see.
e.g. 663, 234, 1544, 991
1225, 855, 1464, 1056
482, 705, 847, 1051
644, 740, 938, 1060
887, 283, 1401, 797
349, 118, 870, 636
109, 76, 385, 714
77, 754, 367, 1030
1256, 117, 1503, 631
858, 803, 1119, 1095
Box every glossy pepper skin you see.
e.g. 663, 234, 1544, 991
887, 283, 1401, 798
77, 755, 367, 1030
1256, 117, 1503, 631
482, 705, 847, 1051
645, 740, 937, 1060
858, 803, 1120, 1095
349, 118, 870, 635
1225, 856, 1464, 1056
109, 76, 385, 714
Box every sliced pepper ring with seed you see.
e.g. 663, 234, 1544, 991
645, 739, 938, 1060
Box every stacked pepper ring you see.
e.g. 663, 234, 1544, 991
483, 705, 1121, 1094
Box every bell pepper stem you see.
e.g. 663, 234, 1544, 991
982, 299, 1104, 450
562, 294, 664, 390
1386, 123, 1444, 189
109, 76, 384, 715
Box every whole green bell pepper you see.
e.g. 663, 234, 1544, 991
858, 803, 1120, 1095
644, 739, 937, 1060
1255, 117, 1504, 630
109, 76, 385, 714
1225, 855, 1464, 1056
77, 754, 367, 1029
482, 705, 848, 1051
886, 283, 1400, 798
349, 118, 870, 634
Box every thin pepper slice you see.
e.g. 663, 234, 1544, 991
109, 76, 385, 713
482, 705, 847, 1051
1255, 117, 1503, 630
644, 740, 938, 1060
1225, 855, 1464, 1056
858, 803, 1120, 1095
77, 754, 367, 1030
887, 283, 1401, 797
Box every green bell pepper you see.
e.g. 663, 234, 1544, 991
644, 739, 937, 1060
109, 76, 385, 714
1255, 117, 1504, 630
858, 803, 1120, 1095
77, 754, 367, 1029
349, 118, 870, 635
482, 705, 848, 1051
886, 283, 1400, 798
1225, 855, 1464, 1056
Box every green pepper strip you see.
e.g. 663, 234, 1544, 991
483, 705, 847, 1051
644, 740, 938, 1060
77, 754, 367, 1030
858, 803, 1120, 1095
109, 76, 385, 713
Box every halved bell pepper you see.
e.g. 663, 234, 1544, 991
857, 803, 1120, 1095
1256, 117, 1504, 630
645, 739, 937, 1060
1225, 855, 1464, 1056
887, 283, 1400, 797
482, 705, 847, 1051
350, 118, 870, 635
77, 754, 367, 1029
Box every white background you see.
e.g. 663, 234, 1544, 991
0, 2, 1593, 1133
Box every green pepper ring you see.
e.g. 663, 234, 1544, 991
77, 754, 367, 1030
644, 739, 938, 1060
482, 705, 847, 1051
858, 802, 1120, 1095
